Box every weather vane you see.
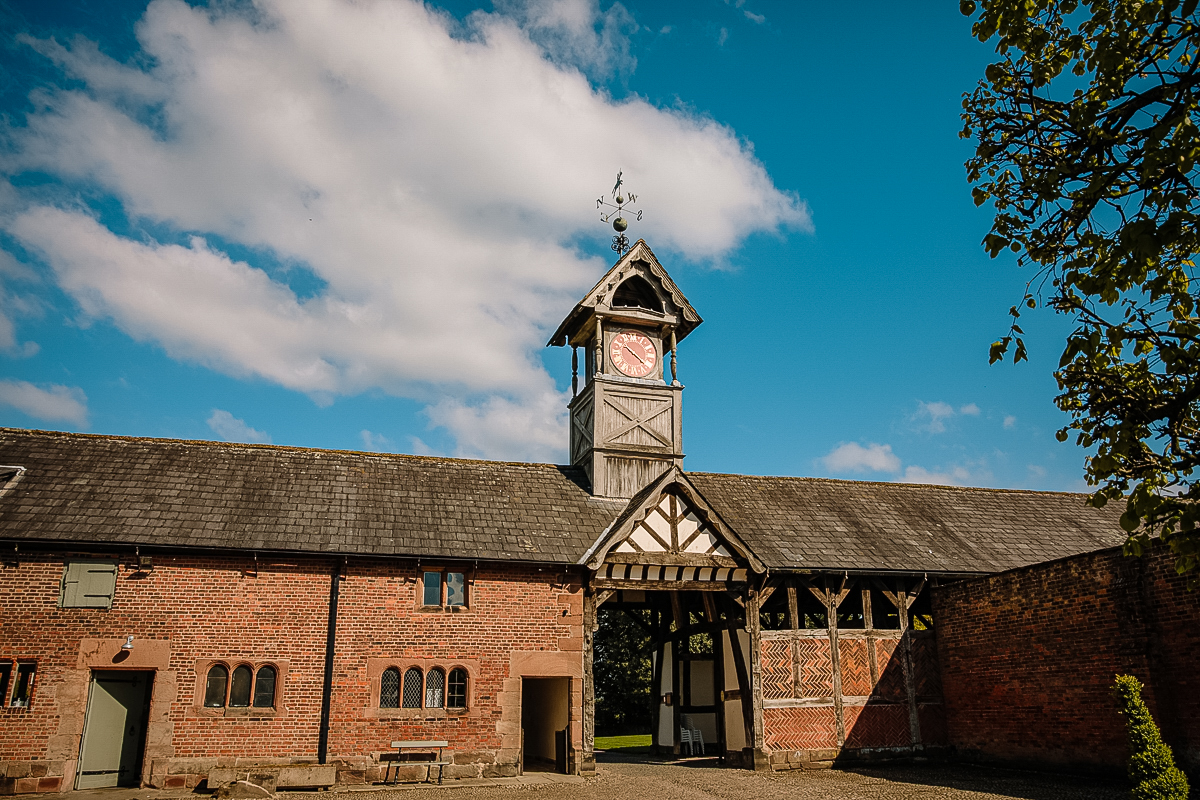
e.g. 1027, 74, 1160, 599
597, 170, 642, 255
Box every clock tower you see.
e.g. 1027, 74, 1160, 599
548, 240, 701, 498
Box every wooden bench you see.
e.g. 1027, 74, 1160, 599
380, 740, 451, 785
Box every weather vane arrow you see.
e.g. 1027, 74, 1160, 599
596, 170, 642, 256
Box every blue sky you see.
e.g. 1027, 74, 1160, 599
0, 0, 1087, 491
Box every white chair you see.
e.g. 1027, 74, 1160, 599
680, 715, 705, 756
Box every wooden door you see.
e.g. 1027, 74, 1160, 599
77, 671, 154, 789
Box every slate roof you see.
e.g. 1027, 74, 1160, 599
0, 428, 624, 563
0, 428, 1128, 574
687, 471, 1128, 574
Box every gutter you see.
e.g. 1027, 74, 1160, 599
317, 557, 344, 764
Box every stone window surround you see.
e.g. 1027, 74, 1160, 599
365, 658, 480, 719
415, 566, 472, 613
193, 658, 289, 718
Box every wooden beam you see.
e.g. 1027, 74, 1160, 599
669, 591, 686, 633
582, 587, 598, 773
786, 584, 801, 631
595, 589, 615, 608
701, 591, 718, 623
899, 578, 923, 750
758, 577, 780, 606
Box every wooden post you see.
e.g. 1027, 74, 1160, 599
727, 608, 755, 765
651, 606, 666, 754
594, 319, 603, 377
669, 328, 678, 383
863, 588, 879, 685
897, 579, 922, 749
571, 347, 578, 396
746, 586, 766, 769
826, 580, 845, 747
581, 585, 605, 775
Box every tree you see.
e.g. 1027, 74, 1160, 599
961, 0, 1200, 577
1113, 675, 1190, 800
592, 607, 654, 736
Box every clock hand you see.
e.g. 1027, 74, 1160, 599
622, 344, 649, 367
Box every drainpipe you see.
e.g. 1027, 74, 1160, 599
318, 558, 344, 764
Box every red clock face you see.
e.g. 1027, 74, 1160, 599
609, 331, 658, 378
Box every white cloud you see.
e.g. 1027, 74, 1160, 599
903, 465, 971, 486
1004, 415, 1017, 429
917, 400, 955, 433
0, 380, 88, 425
206, 409, 271, 444
959, 403, 980, 416
360, 429, 391, 451
425, 390, 568, 461
3, 0, 807, 461
821, 441, 901, 474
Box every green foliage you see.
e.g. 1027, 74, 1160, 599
1113, 675, 1190, 800
593, 607, 654, 736
962, 0, 1200, 578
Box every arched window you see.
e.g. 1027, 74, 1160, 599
253, 666, 277, 708
447, 668, 467, 709
612, 276, 662, 312
402, 668, 423, 709
425, 668, 445, 708
380, 667, 400, 709
229, 665, 253, 707
204, 665, 228, 708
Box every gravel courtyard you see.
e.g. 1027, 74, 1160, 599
310, 759, 1127, 800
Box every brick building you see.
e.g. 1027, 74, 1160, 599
0, 242, 1129, 793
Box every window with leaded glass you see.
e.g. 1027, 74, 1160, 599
253, 666, 277, 708
402, 668, 423, 708
229, 665, 253, 707
204, 665, 228, 708
380, 667, 400, 708
425, 668, 445, 708
447, 668, 467, 709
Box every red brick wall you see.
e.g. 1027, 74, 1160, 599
932, 544, 1199, 775
0, 549, 583, 792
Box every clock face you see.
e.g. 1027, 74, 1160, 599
609, 331, 658, 378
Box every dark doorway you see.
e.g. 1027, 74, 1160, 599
521, 677, 570, 773
77, 670, 154, 789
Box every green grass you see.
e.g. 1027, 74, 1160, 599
594, 734, 653, 753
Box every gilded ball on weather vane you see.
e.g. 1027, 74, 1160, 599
613, 217, 628, 232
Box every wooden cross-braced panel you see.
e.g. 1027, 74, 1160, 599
760, 639, 793, 700
794, 638, 834, 699
843, 704, 911, 748
571, 401, 593, 461
838, 638, 873, 697
763, 707, 838, 750
602, 394, 673, 448
611, 493, 733, 558
873, 636, 906, 703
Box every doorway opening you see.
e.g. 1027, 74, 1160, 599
77, 670, 154, 789
594, 589, 748, 765
521, 677, 570, 773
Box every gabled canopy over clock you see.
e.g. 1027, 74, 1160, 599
548, 240, 702, 498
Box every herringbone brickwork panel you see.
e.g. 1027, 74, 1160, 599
761, 639, 793, 700
918, 703, 948, 745
844, 704, 910, 748
795, 638, 833, 698
838, 638, 872, 696
764, 706, 838, 750
911, 635, 942, 700
873, 636, 906, 702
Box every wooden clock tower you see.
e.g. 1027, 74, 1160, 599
548, 240, 702, 498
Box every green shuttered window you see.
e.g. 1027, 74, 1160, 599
59, 560, 118, 609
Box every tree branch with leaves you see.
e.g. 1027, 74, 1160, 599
961, 0, 1200, 577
